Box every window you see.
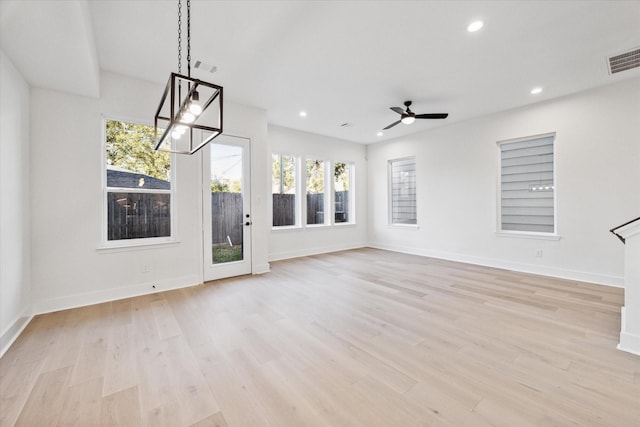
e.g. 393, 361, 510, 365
271, 154, 356, 229
306, 159, 326, 225
499, 134, 555, 234
389, 157, 417, 225
272, 154, 297, 227
104, 119, 173, 243
334, 162, 352, 223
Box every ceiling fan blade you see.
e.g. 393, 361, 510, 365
383, 120, 402, 130
390, 107, 405, 115
415, 113, 449, 119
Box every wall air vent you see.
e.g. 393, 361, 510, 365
607, 47, 640, 75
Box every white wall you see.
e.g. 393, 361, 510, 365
268, 125, 368, 260
0, 50, 32, 355
367, 78, 640, 286
30, 71, 269, 313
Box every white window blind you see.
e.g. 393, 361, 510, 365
500, 135, 555, 233
390, 157, 417, 225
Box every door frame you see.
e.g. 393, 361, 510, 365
202, 134, 252, 282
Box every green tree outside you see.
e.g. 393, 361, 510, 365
306, 159, 325, 193
272, 154, 296, 194
211, 176, 242, 193
105, 120, 171, 181
334, 162, 349, 192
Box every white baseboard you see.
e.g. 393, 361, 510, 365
32, 274, 202, 315
367, 242, 624, 288
253, 262, 271, 275
0, 307, 34, 359
269, 242, 367, 262
618, 331, 640, 356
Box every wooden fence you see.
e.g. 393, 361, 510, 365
107, 192, 171, 240
211, 192, 243, 245
107, 192, 244, 245
272, 191, 348, 226
272, 194, 296, 226
108, 190, 349, 242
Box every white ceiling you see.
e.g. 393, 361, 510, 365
2, 0, 639, 143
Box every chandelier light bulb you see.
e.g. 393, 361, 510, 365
188, 90, 202, 115
171, 130, 182, 139
189, 101, 202, 115
181, 112, 195, 123
176, 125, 187, 134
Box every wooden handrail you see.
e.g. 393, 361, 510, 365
610, 216, 640, 244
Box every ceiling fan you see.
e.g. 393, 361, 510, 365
383, 101, 448, 130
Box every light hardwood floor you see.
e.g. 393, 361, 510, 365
1, 248, 639, 426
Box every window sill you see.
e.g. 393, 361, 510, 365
495, 231, 561, 241
271, 223, 357, 232
334, 222, 356, 227
272, 225, 302, 232
389, 223, 420, 230
97, 238, 180, 253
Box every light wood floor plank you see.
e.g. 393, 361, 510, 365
100, 386, 142, 427
13, 366, 71, 426
56, 377, 103, 427
1, 248, 639, 426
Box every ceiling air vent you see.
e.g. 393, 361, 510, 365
607, 47, 640, 75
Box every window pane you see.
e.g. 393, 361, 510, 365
211, 144, 243, 264
390, 158, 417, 225
500, 135, 555, 233
105, 120, 171, 188
107, 192, 171, 240
272, 154, 296, 226
306, 159, 325, 225
105, 120, 173, 242
334, 162, 350, 223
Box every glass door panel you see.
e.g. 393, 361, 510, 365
203, 135, 251, 281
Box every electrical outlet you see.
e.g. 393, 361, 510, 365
535, 250, 543, 258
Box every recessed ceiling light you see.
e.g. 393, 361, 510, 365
530, 87, 543, 95
467, 20, 484, 33
299, 111, 307, 117
376, 131, 383, 137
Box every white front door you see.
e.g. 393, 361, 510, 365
203, 135, 252, 281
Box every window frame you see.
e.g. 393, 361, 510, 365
333, 161, 355, 226
271, 154, 357, 231
388, 156, 418, 227
304, 157, 330, 227
271, 152, 301, 229
100, 116, 177, 249
496, 132, 559, 239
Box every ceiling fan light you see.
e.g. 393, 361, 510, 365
401, 116, 415, 125
467, 20, 484, 32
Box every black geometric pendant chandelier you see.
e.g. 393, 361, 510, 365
154, 0, 223, 154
